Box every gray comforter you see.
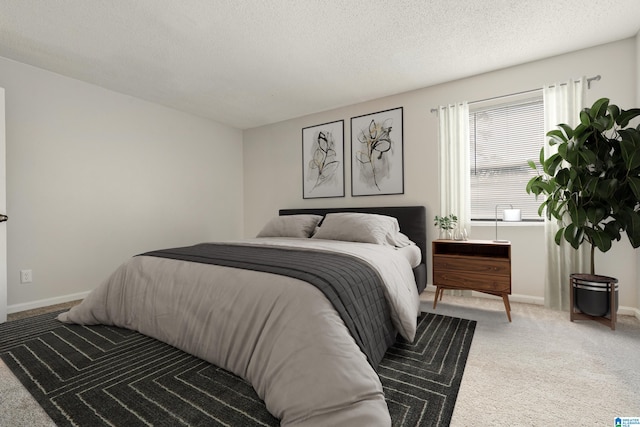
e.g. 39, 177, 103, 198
58, 238, 421, 426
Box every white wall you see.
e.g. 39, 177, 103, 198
1, 56, 244, 310
244, 38, 639, 310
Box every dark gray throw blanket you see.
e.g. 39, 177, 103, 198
139, 243, 396, 368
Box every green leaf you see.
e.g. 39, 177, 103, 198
543, 153, 563, 175
554, 227, 564, 245
596, 179, 615, 198
538, 200, 548, 218
568, 201, 587, 227
554, 199, 569, 220
555, 168, 571, 186
564, 224, 582, 249
557, 141, 568, 160
525, 177, 535, 194
619, 129, 640, 169
620, 138, 636, 170
598, 115, 614, 131
604, 220, 622, 242
591, 229, 613, 252
539, 180, 556, 194
558, 124, 574, 140
616, 108, 640, 127
575, 130, 591, 147
572, 124, 589, 142
578, 149, 597, 165
580, 110, 591, 126
590, 98, 610, 119
593, 124, 605, 133
583, 176, 598, 196
625, 210, 640, 248
620, 127, 640, 145
527, 175, 542, 194
607, 104, 620, 119
527, 159, 537, 171
547, 129, 567, 144
595, 207, 608, 225
586, 207, 600, 225
628, 177, 640, 201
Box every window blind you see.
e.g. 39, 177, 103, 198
469, 96, 544, 221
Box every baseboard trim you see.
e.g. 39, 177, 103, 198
7, 291, 91, 314
421, 285, 639, 317
8, 288, 640, 320
421, 284, 545, 306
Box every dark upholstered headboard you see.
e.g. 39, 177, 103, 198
279, 206, 427, 293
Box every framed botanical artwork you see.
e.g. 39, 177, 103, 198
351, 107, 404, 196
302, 120, 345, 199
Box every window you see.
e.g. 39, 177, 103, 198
469, 95, 544, 221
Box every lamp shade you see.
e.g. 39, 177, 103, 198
503, 209, 521, 222
494, 204, 521, 242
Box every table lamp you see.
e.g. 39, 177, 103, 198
495, 204, 521, 242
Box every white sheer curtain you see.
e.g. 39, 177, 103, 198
438, 102, 470, 296
437, 102, 470, 235
543, 79, 590, 310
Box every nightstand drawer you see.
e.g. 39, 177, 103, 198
433, 255, 510, 276
433, 271, 511, 293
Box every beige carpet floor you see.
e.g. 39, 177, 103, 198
1, 295, 639, 426
425, 294, 640, 426
0, 301, 82, 427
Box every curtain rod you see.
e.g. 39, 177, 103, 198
430, 74, 601, 113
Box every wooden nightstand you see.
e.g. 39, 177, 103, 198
432, 239, 512, 321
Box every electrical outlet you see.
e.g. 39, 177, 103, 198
20, 269, 33, 284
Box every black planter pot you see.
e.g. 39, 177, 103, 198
571, 274, 619, 317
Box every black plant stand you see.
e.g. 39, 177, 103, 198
570, 273, 618, 330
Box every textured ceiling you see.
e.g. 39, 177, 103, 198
0, 0, 639, 129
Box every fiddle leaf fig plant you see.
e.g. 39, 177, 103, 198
526, 97, 640, 274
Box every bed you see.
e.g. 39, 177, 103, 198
58, 205, 427, 426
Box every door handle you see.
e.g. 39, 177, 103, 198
0, 214, 7, 222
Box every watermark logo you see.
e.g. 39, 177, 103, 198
616, 417, 640, 427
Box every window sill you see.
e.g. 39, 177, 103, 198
472, 220, 543, 227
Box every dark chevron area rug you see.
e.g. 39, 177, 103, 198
0, 311, 475, 427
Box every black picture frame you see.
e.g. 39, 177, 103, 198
302, 120, 345, 199
350, 107, 404, 196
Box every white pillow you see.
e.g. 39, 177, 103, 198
311, 212, 400, 245
386, 231, 415, 248
257, 215, 323, 238
396, 244, 422, 268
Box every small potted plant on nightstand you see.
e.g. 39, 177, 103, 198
434, 214, 458, 240
526, 97, 640, 323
